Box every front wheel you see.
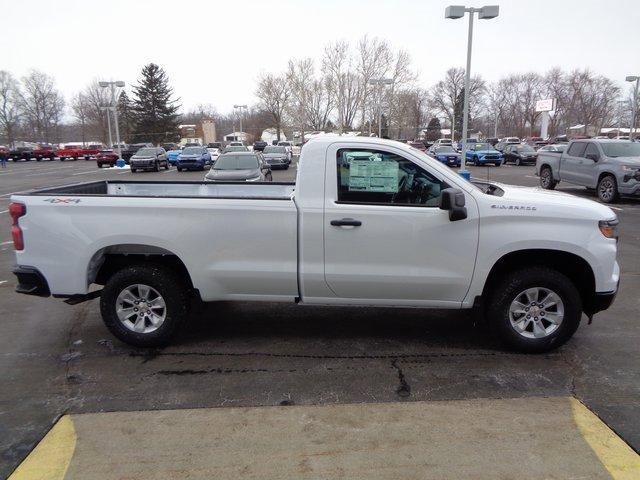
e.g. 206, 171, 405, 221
487, 266, 582, 353
597, 175, 619, 203
515, 157, 521, 166
153, 161, 160, 172
100, 264, 190, 347
539, 166, 557, 190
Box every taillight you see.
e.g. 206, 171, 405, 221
9, 202, 26, 250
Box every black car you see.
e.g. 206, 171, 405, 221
253, 141, 268, 151
502, 144, 538, 166
9, 147, 34, 161
485, 137, 499, 146
207, 142, 222, 149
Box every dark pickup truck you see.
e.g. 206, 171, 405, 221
120, 143, 152, 163
9, 147, 34, 161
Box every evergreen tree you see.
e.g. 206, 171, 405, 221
454, 88, 465, 138
117, 91, 135, 143
426, 117, 441, 141
131, 64, 180, 144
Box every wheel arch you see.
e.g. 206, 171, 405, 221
88, 244, 195, 293
481, 248, 598, 314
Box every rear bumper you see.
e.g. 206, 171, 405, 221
13, 266, 50, 297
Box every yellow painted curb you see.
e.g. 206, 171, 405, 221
571, 398, 640, 480
8, 415, 76, 480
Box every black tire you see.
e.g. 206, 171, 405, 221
153, 161, 160, 172
494, 162, 501, 167
131, 168, 136, 173
100, 264, 190, 347
97, 163, 102, 169
164, 162, 169, 170
597, 174, 619, 203
539, 166, 557, 190
177, 167, 182, 172
487, 266, 582, 353
515, 157, 521, 166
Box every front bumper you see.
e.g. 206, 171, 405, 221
177, 161, 205, 170
13, 266, 50, 297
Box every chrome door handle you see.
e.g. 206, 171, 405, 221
330, 218, 362, 227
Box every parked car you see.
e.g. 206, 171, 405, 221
166, 149, 182, 165
57, 145, 102, 161
432, 138, 453, 148
253, 141, 268, 152
130, 147, 169, 172
206, 147, 222, 163
121, 143, 153, 163
162, 143, 178, 151
228, 141, 245, 147
262, 145, 291, 169
9, 147, 35, 161
465, 143, 503, 166
11, 136, 619, 353
428, 145, 462, 167
485, 137, 499, 146
495, 138, 520, 153
223, 145, 249, 153
96, 150, 120, 168
204, 152, 272, 182
176, 146, 211, 171
503, 144, 538, 166
33, 146, 56, 161
408, 141, 427, 152
207, 142, 223, 149
538, 144, 567, 154
524, 137, 549, 149
536, 139, 640, 203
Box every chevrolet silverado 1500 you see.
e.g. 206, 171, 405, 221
10, 137, 619, 352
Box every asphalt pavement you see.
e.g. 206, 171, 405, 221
1, 158, 639, 478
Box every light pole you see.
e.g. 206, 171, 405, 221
626, 75, 639, 141
233, 104, 248, 143
445, 5, 499, 174
99, 81, 125, 158
369, 78, 393, 138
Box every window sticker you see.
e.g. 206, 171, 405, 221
347, 155, 399, 193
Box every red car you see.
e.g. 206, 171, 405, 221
56, 144, 103, 161
96, 150, 119, 168
33, 145, 56, 161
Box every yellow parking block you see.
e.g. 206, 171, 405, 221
8, 415, 76, 480
7, 397, 640, 479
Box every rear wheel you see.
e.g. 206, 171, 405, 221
131, 168, 136, 173
539, 166, 557, 190
100, 264, 190, 347
153, 161, 160, 172
177, 167, 182, 172
487, 266, 582, 353
597, 174, 619, 203
515, 157, 521, 166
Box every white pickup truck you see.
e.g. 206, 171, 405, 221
10, 137, 620, 352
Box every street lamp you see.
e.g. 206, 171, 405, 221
445, 5, 499, 175
626, 75, 639, 141
369, 78, 393, 138
99, 80, 126, 158
233, 104, 248, 143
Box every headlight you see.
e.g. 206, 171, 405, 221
599, 219, 619, 240
621, 165, 639, 172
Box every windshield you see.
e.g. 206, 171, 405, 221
473, 143, 493, 150
214, 155, 259, 170
278, 142, 291, 146
182, 147, 203, 155
136, 148, 156, 156
600, 142, 640, 158
263, 146, 286, 154
516, 145, 536, 153
435, 146, 455, 153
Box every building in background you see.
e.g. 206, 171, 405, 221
224, 131, 251, 143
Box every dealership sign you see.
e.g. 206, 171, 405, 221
536, 99, 556, 112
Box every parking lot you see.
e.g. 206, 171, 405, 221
1, 158, 639, 478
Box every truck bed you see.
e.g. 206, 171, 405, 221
26, 180, 295, 200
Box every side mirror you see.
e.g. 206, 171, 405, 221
439, 188, 467, 221
585, 153, 599, 161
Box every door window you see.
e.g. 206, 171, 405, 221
567, 142, 587, 157
336, 148, 444, 207
584, 143, 600, 160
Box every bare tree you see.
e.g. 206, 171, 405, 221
19, 70, 65, 143
356, 36, 392, 130
71, 92, 89, 146
306, 77, 334, 131
322, 41, 363, 132
564, 69, 620, 134
255, 72, 290, 141
287, 58, 315, 141
0, 71, 22, 145
430, 68, 484, 140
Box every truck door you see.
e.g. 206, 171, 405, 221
323, 144, 479, 306
560, 142, 587, 185
578, 143, 601, 188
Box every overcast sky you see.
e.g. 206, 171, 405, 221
2, 0, 638, 114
